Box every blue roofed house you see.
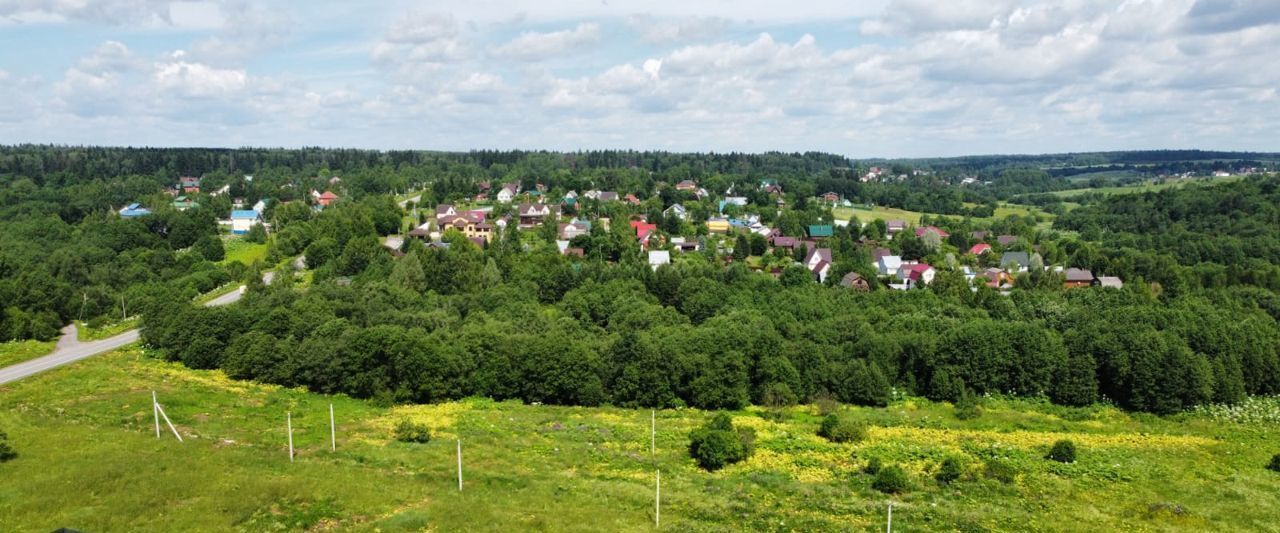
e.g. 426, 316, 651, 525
119, 203, 151, 218
231, 210, 262, 234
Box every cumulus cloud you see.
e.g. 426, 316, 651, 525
0, 0, 176, 25
626, 14, 727, 43
489, 22, 601, 61
1183, 0, 1280, 33
5, 1, 1280, 155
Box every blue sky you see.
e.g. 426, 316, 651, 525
0, 0, 1277, 157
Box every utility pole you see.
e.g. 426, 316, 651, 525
329, 404, 336, 452
287, 412, 294, 462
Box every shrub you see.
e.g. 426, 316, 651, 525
688, 413, 755, 471
954, 388, 982, 420
863, 456, 883, 475
1046, 440, 1077, 463
1267, 454, 1280, 473
813, 391, 839, 416
818, 414, 868, 443
393, 419, 431, 444
0, 431, 14, 463
936, 457, 962, 485
984, 459, 1018, 484
872, 465, 911, 494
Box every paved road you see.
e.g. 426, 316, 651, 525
0, 274, 270, 386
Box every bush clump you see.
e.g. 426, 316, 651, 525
393, 419, 432, 444
1046, 439, 1077, 463
935, 457, 962, 485
954, 388, 982, 420
688, 413, 756, 471
817, 413, 868, 443
0, 431, 15, 462
984, 459, 1018, 484
863, 456, 883, 475
1267, 454, 1280, 473
872, 465, 911, 494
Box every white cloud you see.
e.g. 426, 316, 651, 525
489, 22, 601, 61
154, 60, 247, 97
626, 14, 727, 43
0, 0, 178, 25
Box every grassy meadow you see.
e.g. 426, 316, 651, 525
221, 237, 269, 266
1049, 175, 1244, 199
1, 348, 1278, 532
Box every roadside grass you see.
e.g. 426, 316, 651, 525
0, 340, 55, 368
221, 237, 268, 266
1, 349, 1278, 531
77, 318, 140, 341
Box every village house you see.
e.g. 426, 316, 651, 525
1064, 268, 1097, 289
675, 180, 698, 192
558, 221, 590, 240
230, 210, 262, 234
118, 203, 151, 218
663, 203, 688, 220
877, 254, 903, 277
598, 191, 619, 202
839, 272, 871, 291
804, 247, 833, 283
517, 203, 556, 228
180, 176, 201, 194
1000, 251, 1030, 272
996, 235, 1019, 247
886, 219, 908, 237
705, 217, 730, 233
171, 196, 199, 211
916, 226, 950, 239
1098, 276, 1123, 289
497, 183, 520, 203
648, 250, 671, 270
899, 263, 936, 288
968, 243, 992, 255
808, 225, 834, 240
440, 212, 494, 242
317, 191, 339, 207
820, 191, 840, 203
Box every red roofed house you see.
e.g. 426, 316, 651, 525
916, 226, 950, 239
898, 263, 935, 288
624, 193, 642, 206
804, 247, 833, 283
630, 220, 659, 249
968, 243, 992, 255
180, 176, 201, 194
318, 191, 339, 207
675, 180, 698, 191
821, 192, 840, 203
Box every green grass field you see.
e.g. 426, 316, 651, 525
1, 348, 1278, 532
0, 340, 55, 368
835, 202, 1053, 226
1050, 175, 1244, 199
221, 237, 269, 266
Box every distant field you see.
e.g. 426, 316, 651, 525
835, 202, 1052, 226
834, 205, 926, 224
0, 340, 55, 368
1, 348, 1277, 531
1051, 175, 1244, 199
221, 237, 268, 266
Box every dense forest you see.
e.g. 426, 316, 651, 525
3, 146, 1278, 417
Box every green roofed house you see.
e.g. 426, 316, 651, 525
172, 195, 200, 211
808, 225, 834, 239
